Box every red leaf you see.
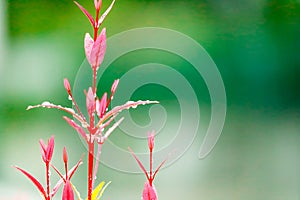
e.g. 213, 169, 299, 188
14, 166, 47, 199
51, 158, 83, 197
64, 78, 71, 95
74, 1, 95, 27
63, 116, 88, 142
142, 182, 157, 200
47, 136, 55, 162
62, 180, 74, 200
128, 147, 150, 182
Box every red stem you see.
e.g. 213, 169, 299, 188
93, 8, 100, 41
149, 149, 153, 186
46, 162, 50, 200
87, 141, 94, 200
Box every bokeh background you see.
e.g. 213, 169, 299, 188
1, 0, 300, 199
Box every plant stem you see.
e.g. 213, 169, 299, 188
150, 149, 153, 186
46, 162, 50, 200
88, 141, 94, 200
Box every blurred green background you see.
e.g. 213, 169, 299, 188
1, 0, 300, 199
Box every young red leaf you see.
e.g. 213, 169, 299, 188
64, 78, 71, 95
39, 136, 54, 163
14, 166, 47, 199
128, 147, 150, 182
51, 157, 83, 197
142, 182, 158, 200
63, 147, 68, 164
62, 180, 74, 200
74, 1, 95, 27
63, 116, 88, 142
47, 136, 55, 162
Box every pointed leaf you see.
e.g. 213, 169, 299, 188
64, 78, 71, 94
63, 116, 88, 142
152, 157, 167, 181
142, 182, 158, 200
110, 79, 119, 94
96, 181, 111, 200
84, 33, 94, 66
91, 181, 104, 200
90, 28, 106, 68
97, 0, 115, 27
86, 87, 95, 117
27, 101, 85, 125
52, 159, 83, 197
68, 157, 83, 180
74, 1, 95, 26
128, 147, 150, 182
94, 0, 102, 10
96, 100, 158, 128
39, 139, 47, 163
103, 117, 124, 140
62, 180, 74, 200
96, 92, 107, 118
14, 166, 47, 199
47, 136, 55, 162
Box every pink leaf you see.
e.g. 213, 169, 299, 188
152, 157, 167, 181
39, 136, 54, 163
86, 87, 95, 118
97, 0, 115, 27
68, 156, 83, 180
142, 182, 158, 200
84, 33, 94, 66
62, 180, 74, 200
74, 1, 95, 27
90, 28, 106, 69
47, 136, 55, 162
51, 158, 83, 197
128, 147, 150, 182
63, 116, 88, 142
96, 92, 107, 118
111, 79, 119, 94
94, 0, 102, 10
96, 100, 158, 128
27, 101, 85, 125
14, 166, 47, 199
64, 78, 71, 95
39, 140, 47, 163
